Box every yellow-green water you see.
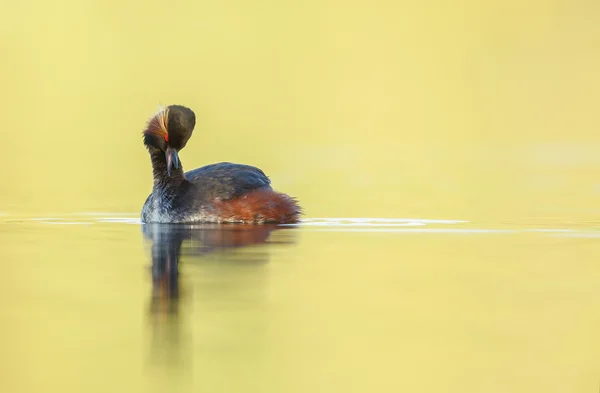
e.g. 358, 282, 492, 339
2, 217, 600, 393
2, 0, 600, 391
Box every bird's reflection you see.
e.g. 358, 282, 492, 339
142, 223, 294, 314
142, 223, 297, 372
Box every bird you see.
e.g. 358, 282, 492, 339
141, 105, 301, 224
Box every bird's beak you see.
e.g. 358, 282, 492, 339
165, 147, 179, 177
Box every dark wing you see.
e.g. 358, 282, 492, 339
184, 162, 272, 200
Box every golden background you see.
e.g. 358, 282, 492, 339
1, 0, 599, 220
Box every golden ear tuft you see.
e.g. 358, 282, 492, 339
143, 105, 170, 137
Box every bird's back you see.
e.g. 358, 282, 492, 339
182, 162, 300, 223
184, 162, 272, 201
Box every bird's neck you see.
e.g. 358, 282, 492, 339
149, 149, 185, 188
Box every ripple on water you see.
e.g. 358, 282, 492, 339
284, 217, 469, 227
0, 214, 597, 237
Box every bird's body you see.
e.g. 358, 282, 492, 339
141, 105, 301, 224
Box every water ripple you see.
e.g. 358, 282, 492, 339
0, 214, 597, 237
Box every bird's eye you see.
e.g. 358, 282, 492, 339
164, 134, 169, 142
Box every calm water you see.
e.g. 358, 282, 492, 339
2, 215, 600, 393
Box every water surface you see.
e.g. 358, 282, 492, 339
2, 215, 600, 393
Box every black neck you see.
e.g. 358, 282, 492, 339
149, 148, 185, 188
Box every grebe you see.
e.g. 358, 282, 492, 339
141, 105, 301, 224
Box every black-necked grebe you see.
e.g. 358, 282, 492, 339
141, 105, 301, 224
